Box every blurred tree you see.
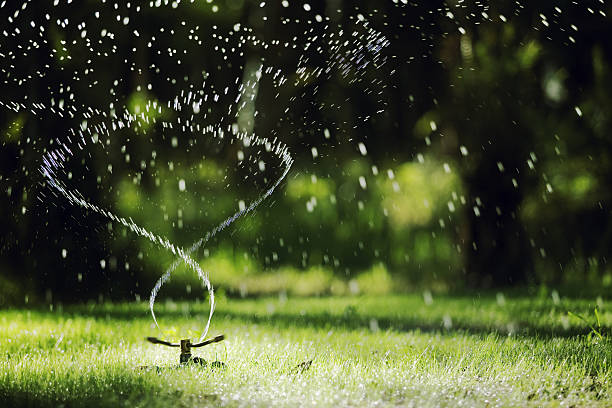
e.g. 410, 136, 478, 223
0, 0, 611, 302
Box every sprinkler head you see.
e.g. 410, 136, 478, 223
180, 339, 192, 364
146, 334, 225, 365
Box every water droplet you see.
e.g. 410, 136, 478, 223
359, 176, 367, 190
575, 106, 583, 117
358, 142, 367, 156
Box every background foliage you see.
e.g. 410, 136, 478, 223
1, 0, 611, 304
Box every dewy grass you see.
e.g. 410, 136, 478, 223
0, 294, 610, 407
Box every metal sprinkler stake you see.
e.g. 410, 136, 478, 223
147, 334, 225, 365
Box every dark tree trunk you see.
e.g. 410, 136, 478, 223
462, 114, 534, 287
466, 173, 532, 287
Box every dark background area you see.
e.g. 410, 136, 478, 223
1, 0, 611, 305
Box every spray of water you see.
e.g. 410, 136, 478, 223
1, 0, 390, 341
3, 0, 609, 343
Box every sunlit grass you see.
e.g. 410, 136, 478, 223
1, 294, 610, 407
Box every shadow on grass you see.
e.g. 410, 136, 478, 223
216, 309, 605, 339
0, 386, 176, 408
49, 297, 610, 340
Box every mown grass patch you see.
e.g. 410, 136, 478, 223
1, 294, 610, 407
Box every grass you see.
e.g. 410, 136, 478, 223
0, 293, 610, 407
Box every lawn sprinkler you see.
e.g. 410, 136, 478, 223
146, 334, 225, 366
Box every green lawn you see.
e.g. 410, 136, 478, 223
1, 293, 610, 407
